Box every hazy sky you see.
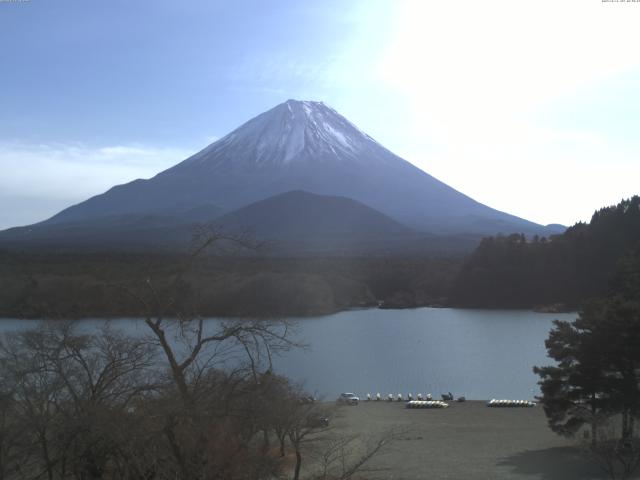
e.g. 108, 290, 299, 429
1, 0, 639, 229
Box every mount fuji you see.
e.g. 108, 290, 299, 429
0, 100, 562, 252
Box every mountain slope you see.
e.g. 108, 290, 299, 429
42, 100, 559, 236
0, 204, 223, 252
213, 190, 420, 254
0, 190, 482, 255
0, 191, 417, 253
216, 190, 413, 238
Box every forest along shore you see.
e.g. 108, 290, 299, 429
327, 401, 602, 480
0, 252, 459, 318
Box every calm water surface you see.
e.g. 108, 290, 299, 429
0, 308, 576, 400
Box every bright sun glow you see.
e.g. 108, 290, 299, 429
373, 0, 640, 225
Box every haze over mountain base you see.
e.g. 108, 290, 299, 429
0, 100, 563, 254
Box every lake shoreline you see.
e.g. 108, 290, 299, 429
0, 302, 576, 322
2, 308, 576, 400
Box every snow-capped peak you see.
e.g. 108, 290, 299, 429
183, 99, 384, 168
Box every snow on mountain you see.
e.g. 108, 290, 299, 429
179, 100, 382, 168
39, 99, 557, 237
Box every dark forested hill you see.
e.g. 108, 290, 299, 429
449, 196, 640, 309
0, 252, 461, 318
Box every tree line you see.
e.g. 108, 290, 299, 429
450, 196, 640, 309
0, 252, 460, 319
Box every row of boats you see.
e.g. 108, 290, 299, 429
406, 399, 537, 409
406, 400, 449, 409
486, 399, 536, 408
366, 393, 462, 402
363, 393, 537, 408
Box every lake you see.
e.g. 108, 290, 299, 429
0, 307, 576, 400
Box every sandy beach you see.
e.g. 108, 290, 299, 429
323, 401, 612, 480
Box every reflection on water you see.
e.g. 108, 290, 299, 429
0, 308, 575, 400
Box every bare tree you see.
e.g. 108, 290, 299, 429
0, 372, 21, 480
1, 324, 71, 480
311, 428, 404, 480
0, 321, 158, 480
287, 400, 332, 480
0, 229, 397, 480
583, 419, 640, 480
117, 229, 302, 480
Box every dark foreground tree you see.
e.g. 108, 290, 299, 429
535, 246, 640, 478
535, 297, 640, 442
533, 301, 611, 443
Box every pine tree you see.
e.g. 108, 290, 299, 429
535, 247, 640, 445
